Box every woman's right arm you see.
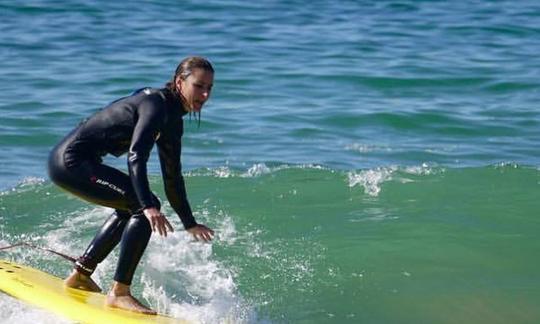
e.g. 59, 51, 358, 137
128, 96, 166, 210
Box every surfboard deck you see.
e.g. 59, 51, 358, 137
0, 259, 188, 324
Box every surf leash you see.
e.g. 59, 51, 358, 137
0, 242, 76, 263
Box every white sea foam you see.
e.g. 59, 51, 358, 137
0, 177, 46, 196
241, 163, 272, 177
187, 163, 328, 180
18, 177, 46, 187
403, 163, 442, 176
139, 211, 255, 323
48, 207, 112, 238
199, 208, 237, 245
347, 167, 396, 196
347, 164, 445, 195
186, 166, 233, 178
241, 163, 327, 178
392, 164, 444, 184
345, 143, 392, 153
494, 162, 520, 169
213, 166, 233, 178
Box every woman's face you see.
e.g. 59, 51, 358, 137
177, 68, 214, 113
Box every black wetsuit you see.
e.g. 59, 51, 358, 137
48, 87, 196, 285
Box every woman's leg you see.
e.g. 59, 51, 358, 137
114, 213, 152, 285
75, 210, 131, 277
106, 213, 157, 314
49, 159, 159, 312
62, 210, 130, 292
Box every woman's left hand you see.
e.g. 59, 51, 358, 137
187, 224, 215, 242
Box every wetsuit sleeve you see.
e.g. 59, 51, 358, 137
156, 134, 197, 229
128, 97, 165, 210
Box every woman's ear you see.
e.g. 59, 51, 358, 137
175, 77, 183, 92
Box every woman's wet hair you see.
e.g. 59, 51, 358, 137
166, 56, 214, 94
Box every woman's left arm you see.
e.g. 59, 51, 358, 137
157, 134, 214, 241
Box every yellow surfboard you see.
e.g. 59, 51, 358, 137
0, 259, 188, 324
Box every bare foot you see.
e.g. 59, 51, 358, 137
106, 281, 156, 315
106, 294, 157, 315
64, 270, 102, 292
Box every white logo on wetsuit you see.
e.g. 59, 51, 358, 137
94, 178, 126, 195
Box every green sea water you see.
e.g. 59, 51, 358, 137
2, 164, 539, 323
1, 0, 540, 323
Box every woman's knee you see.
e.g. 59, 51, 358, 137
128, 214, 152, 235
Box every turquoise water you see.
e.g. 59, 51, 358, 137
1, 1, 539, 323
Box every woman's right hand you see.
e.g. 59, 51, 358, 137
143, 207, 174, 237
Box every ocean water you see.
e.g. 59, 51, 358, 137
1, 1, 539, 323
